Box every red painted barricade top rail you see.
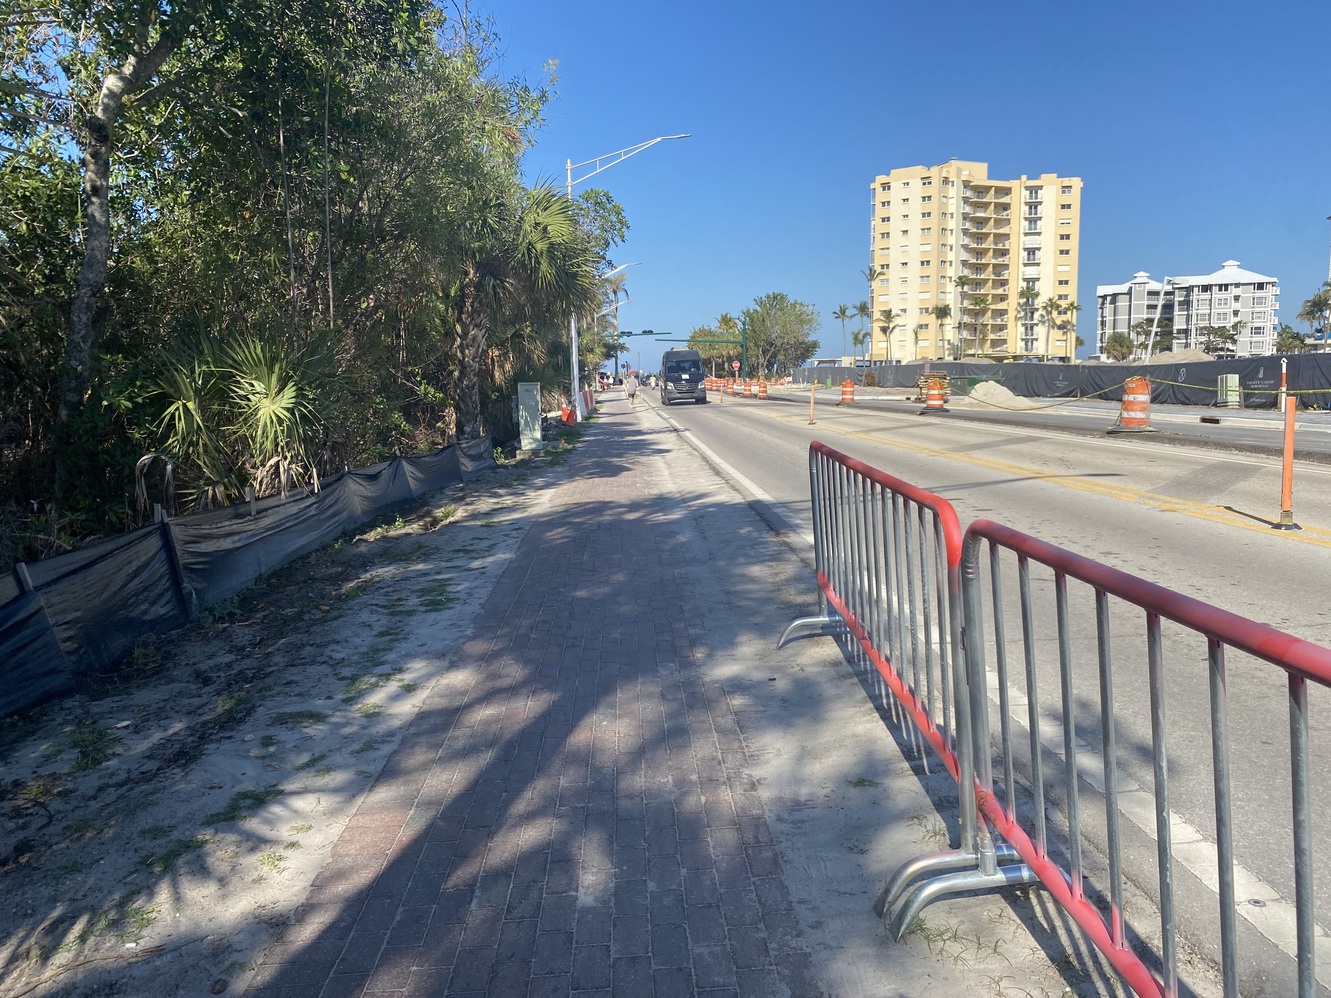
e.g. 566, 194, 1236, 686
964, 518, 1331, 685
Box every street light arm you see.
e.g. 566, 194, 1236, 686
564, 134, 689, 421
566, 134, 691, 193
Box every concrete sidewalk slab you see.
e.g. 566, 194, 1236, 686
241, 394, 1125, 997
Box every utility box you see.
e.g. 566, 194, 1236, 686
1217, 373, 1241, 409
517, 382, 543, 452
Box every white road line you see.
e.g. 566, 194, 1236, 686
652, 405, 814, 547
989, 674, 1331, 986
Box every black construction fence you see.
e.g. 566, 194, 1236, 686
794, 354, 1331, 409
0, 438, 494, 718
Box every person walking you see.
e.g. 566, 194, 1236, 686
624, 372, 639, 406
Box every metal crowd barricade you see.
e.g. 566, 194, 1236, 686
779, 442, 1032, 940
961, 519, 1331, 998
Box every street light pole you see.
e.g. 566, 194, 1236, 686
1325, 215, 1331, 282
1143, 276, 1176, 362
564, 134, 690, 422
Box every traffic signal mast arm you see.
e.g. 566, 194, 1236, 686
618, 326, 749, 376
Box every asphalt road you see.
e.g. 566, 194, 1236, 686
628, 384, 1331, 997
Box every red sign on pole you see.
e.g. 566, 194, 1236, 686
732, 360, 740, 371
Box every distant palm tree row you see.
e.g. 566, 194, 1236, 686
837, 264, 1078, 363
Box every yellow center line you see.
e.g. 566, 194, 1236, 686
755, 405, 1331, 549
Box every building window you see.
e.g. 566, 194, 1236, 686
921, 178, 933, 187
1026, 204, 1040, 216
921, 211, 932, 219
1216, 284, 1230, 292
1057, 294, 1069, 301
1058, 234, 1071, 241
901, 197, 910, 204
1058, 279, 1070, 286
1059, 219, 1072, 226
879, 216, 889, 223
901, 214, 909, 219
900, 261, 909, 268
899, 278, 908, 284
918, 292, 931, 299
1060, 203, 1072, 210
1026, 220, 1039, 232
1024, 250, 1038, 262
901, 181, 910, 187
920, 260, 931, 267
1059, 249, 1070, 256
1027, 189, 1042, 200
879, 233, 889, 240
922, 195, 933, 203
1060, 185, 1072, 195
881, 182, 890, 190
919, 323, 930, 331
878, 278, 889, 286
920, 275, 931, 283
899, 292, 908, 300
1254, 295, 1269, 306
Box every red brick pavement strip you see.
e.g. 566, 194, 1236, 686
244, 414, 818, 998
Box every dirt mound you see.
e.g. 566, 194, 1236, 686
967, 379, 1041, 410
1146, 348, 1213, 364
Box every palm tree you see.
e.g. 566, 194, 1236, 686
930, 303, 952, 358
1038, 297, 1060, 361
716, 312, 740, 373
968, 294, 990, 357
1017, 283, 1039, 355
450, 184, 597, 440
1058, 301, 1082, 360
860, 264, 884, 359
833, 304, 853, 361
954, 275, 972, 357
851, 330, 868, 365
1104, 331, 1134, 362
1297, 289, 1331, 351
606, 271, 629, 378
854, 299, 871, 364
1275, 323, 1307, 353
876, 308, 899, 364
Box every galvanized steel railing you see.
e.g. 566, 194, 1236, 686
962, 519, 1331, 998
782, 442, 1331, 998
779, 442, 1032, 944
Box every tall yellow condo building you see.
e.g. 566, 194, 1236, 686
868, 160, 1082, 363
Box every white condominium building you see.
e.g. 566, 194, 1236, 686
1095, 261, 1280, 358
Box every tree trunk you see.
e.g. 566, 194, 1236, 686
58, 24, 184, 498
454, 282, 489, 441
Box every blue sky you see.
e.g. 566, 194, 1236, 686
489, 0, 1331, 363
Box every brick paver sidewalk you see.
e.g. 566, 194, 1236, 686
244, 405, 822, 997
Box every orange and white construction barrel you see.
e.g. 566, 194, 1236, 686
840, 380, 855, 405
1108, 376, 1155, 433
918, 379, 948, 415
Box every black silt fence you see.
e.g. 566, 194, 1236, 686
795, 355, 1331, 409
0, 438, 493, 718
